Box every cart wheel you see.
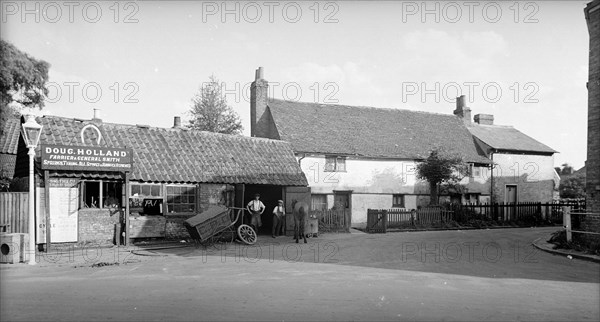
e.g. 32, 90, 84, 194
237, 224, 257, 245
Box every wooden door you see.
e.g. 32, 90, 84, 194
505, 185, 517, 220
234, 184, 245, 225
284, 186, 311, 236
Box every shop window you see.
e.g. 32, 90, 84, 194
80, 180, 122, 209
325, 156, 346, 172
167, 185, 196, 213
392, 194, 405, 208
130, 183, 162, 215
311, 194, 327, 211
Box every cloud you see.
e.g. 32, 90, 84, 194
280, 62, 383, 105
398, 29, 508, 80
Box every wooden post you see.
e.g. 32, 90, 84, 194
44, 170, 51, 252
382, 209, 388, 234
124, 172, 130, 246
563, 206, 572, 242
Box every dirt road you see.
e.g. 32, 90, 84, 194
1, 227, 598, 321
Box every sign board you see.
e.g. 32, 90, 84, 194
41, 144, 133, 172
47, 178, 79, 188
48, 187, 79, 242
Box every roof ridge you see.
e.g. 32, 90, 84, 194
469, 123, 514, 129
268, 98, 456, 117
40, 114, 287, 144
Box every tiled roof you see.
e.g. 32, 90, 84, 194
0, 154, 16, 178
267, 99, 490, 163
34, 116, 307, 186
0, 118, 21, 154
468, 124, 556, 154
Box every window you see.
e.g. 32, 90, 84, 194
130, 183, 162, 215
325, 156, 346, 172
80, 180, 122, 209
469, 164, 481, 178
311, 194, 328, 211
392, 194, 405, 208
465, 194, 479, 204
167, 185, 196, 213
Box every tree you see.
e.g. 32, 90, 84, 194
416, 148, 468, 205
0, 40, 50, 134
187, 75, 243, 135
555, 163, 574, 176
559, 171, 586, 199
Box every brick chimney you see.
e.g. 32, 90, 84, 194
474, 114, 494, 125
453, 95, 471, 124
92, 108, 102, 122
250, 67, 268, 137
173, 116, 182, 129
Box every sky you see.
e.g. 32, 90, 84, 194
0, 0, 591, 170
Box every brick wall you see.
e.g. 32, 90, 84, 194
165, 215, 191, 240
491, 153, 556, 204
164, 183, 233, 240
585, 0, 600, 239
78, 209, 120, 245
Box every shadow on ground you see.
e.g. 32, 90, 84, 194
136, 227, 600, 283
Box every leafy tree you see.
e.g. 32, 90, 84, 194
187, 75, 243, 135
559, 171, 586, 199
0, 40, 50, 134
555, 163, 574, 176
416, 148, 468, 205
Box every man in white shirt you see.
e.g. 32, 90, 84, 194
246, 193, 265, 229
272, 200, 285, 238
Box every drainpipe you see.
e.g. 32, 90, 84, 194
297, 153, 306, 167
490, 150, 495, 203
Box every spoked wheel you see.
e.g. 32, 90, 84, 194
237, 224, 257, 245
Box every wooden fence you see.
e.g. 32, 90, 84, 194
366, 201, 587, 233
450, 201, 586, 224
312, 209, 351, 233
0, 192, 29, 233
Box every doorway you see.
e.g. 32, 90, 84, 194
504, 185, 517, 220
244, 184, 283, 235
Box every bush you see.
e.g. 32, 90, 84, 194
547, 230, 600, 256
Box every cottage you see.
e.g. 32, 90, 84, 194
9, 112, 307, 247
249, 67, 559, 226
249, 68, 491, 225
462, 107, 559, 204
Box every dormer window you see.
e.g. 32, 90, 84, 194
325, 156, 346, 172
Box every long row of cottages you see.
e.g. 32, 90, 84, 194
0, 67, 559, 245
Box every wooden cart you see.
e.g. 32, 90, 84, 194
184, 206, 256, 246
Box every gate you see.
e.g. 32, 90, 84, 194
0, 192, 29, 233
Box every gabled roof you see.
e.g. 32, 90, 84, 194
32, 116, 307, 185
468, 124, 557, 154
0, 118, 21, 154
267, 99, 490, 164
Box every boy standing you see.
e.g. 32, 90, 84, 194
272, 200, 285, 238
246, 193, 265, 230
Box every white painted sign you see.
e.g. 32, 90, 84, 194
36, 187, 46, 243
48, 187, 79, 242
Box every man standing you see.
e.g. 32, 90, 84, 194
246, 193, 265, 230
272, 200, 285, 238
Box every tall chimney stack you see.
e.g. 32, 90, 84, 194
92, 108, 102, 122
250, 66, 269, 137
453, 95, 471, 125
173, 116, 182, 128
474, 114, 494, 125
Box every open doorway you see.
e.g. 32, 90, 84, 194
244, 184, 283, 235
